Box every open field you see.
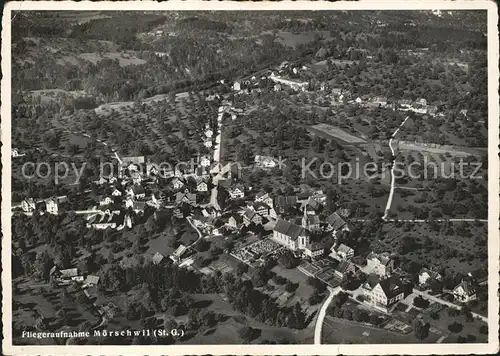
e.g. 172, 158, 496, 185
322, 316, 440, 344
58, 52, 147, 67
261, 30, 333, 48
309, 123, 367, 145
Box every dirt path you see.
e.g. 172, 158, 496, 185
383, 116, 409, 221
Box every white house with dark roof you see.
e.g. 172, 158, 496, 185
453, 280, 477, 303
200, 156, 211, 167
326, 212, 347, 233
45, 197, 59, 215
331, 243, 355, 260
418, 268, 442, 286
242, 208, 263, 226
303, 243, 324, 259
228, 184, 245, 199
12, 148, 26, 158
334, 260, 357, 279
171, 178, 185, 190
99, 196, 114, 206
21, 198, 36, 212
363, 275, 405, 311
255, 192, 274, 208
227, 215, 243, 230
366, 252, 394, 277
197, 181, 208, 192
255, 155, 278, 169
373, 96, 388, 107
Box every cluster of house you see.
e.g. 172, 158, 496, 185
229, 61, 309, 95
20, 196, 64, 215
298, 239, 479, 313
87, 155, 217, 229
12, 148, 26, 158
151, 243, 193, 268
397, 97, 439, 116
49, 266, 99, 289
317, 82, 442, 117
418, 269, 478, 303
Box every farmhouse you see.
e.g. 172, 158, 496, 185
131, 172, 142, 185
12, 148, 26, 158
99, 196, 114, 206
95, 176, 108, 185
227, 215, 243, 230
249, 202, 271, 218
366, 252, 394, 277
124, 197, 134, 208
242, 208, 263, 226
300, 197, 321, 215
255, 192, 274, 207
152, 252, 165, 265
170, 244, 188, 264
331, 243, 355, 260
228, 184, 245, 199
275, 195, 298, 214
418, 268, 442, 286
87, 212, 118, 230
45, 197, 59, 215
334, 260, 357, 279
269, 73, 308, 92
21, 198, 36, 212
373, 96, 388, 106
202, 207, 220, 218
197, 181, 208, 192
415, 98, 427, 106
303, 243, 324, 259
427, 105, 438, 116
175, 192, 197, 205
171, 178, 185, 190
255, 155, 278, 169
453, 280, 477, 303
204, 124, 213, 138
83, 275, 100, 287
50, 267, 80, 285
326, 212, 347, 232
398, 99, 412, 108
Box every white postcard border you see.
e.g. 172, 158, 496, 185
2, 1, 498, 355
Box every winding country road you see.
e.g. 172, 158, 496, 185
314, 286, 341, 344
383, 116, 409, 221
186, 216, 204, 248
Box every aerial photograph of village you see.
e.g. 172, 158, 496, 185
10, 10, 489, 346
